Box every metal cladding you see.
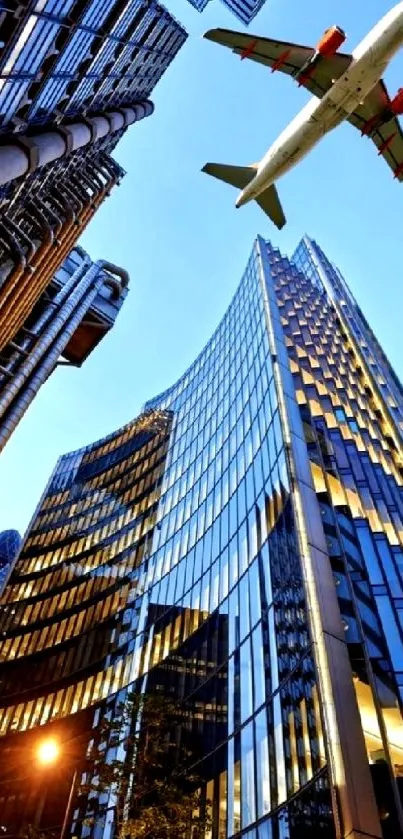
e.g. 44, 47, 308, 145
0, 250, 130, 454
0, 1, 186, 131
0, 148, 125, 350
0, 102, 154, 187
0, 531, 21, 591
0, 237, 402, 836
0, 531, 21, 566
0, 0, 186, 449
186, 0, 266, 26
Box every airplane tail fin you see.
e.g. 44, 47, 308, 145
202, 162, 257, 190
202, 162, 286, 230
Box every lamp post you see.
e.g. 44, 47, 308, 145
35, 737, 78, 839
59, 768, 78, 839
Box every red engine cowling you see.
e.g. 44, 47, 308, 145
316, 25, 346, 58
390, 88, 403, 115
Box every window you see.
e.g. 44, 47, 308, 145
334, 407, 347, 423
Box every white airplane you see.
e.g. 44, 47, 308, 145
202, 3, 403, 229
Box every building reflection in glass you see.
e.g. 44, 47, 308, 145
0, 237, 402, 838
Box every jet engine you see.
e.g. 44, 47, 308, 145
390, 88, 403, 115
315, 26, 346, 57
295, 25, 346, 83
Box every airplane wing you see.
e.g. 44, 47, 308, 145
204, 28, 352, 98
347, 81, 403, 181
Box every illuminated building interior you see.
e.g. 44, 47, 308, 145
0, 237, 402, 838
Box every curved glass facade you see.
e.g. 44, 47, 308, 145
0, 236, 402, 838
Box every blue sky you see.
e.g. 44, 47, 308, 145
2, 0, 403, 534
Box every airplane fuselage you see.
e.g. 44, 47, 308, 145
237, 2, 403, 207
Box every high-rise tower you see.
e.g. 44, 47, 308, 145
185, 0, 266, 26
0, 0, 186, 134
0, 1, 187, 436
0, 236, 402, 839
0, 531, 21, 594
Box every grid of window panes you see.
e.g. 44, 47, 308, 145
184, 0, 266, 25
221, 0, 267, 24
270, 237, 403, 829
0, 410, 172, 727
293, 237, 403, 436
142, 242, 333, 838
0, 531, 21, 594
0, 240, 334, 838
0, 0, 186, 129
186, 0, 210, 12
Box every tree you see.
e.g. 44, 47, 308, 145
78, 691, 211, 839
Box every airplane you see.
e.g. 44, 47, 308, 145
202, 2, 403, 229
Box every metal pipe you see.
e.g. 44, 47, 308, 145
60, 769, 78, 839
1, 218, 37, 262
60, 179, 84, 215
0, 259, 127, 424
33, 131, 67, 167
0, 212, 83, 351
0, 251, 91, 373
75, 168, 94, 197
49, 188, 77, 224
100, 261, 129, 288
85, 161, 105, 193
0, 100, 154, 188
0, 166, 117, 351
0, 264, 101, 421
98, 154, 122, 179
36, 195, 64, 236
69, 172, 91, 205
30, 255, 92, 337
25, 200, 55, 246
0, 260, 128, 453
0, 221, 27, 270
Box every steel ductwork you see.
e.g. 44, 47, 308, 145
0, 100, 154, 187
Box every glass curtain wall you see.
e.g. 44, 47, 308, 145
1, 236, 402, 838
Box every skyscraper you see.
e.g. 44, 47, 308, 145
0, 0, 186, 134
0, 236, 402, 839
0, 531, 21, 594
0, 1, 187, 435
185, 0, 265, 26
0, 246, 129, 453
0, 0, 186, 189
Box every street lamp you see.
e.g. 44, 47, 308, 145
36, 737, 60, 766
35, 736, 77, 839
33, 738, 61, 826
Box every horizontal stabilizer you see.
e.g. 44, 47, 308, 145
256, 182, 286, 229
202, 162, 256, 190
202, 162, 286, 229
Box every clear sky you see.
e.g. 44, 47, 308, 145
2, 0, 403, 534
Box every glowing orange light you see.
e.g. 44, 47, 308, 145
36, 738, 59, 765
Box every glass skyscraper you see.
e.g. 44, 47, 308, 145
0, 531, 21, 594
185, 0, 266, 26
0, 0, 186, 132
0, 236, 402, 838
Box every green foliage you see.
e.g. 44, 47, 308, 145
80, 692, 210, 839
